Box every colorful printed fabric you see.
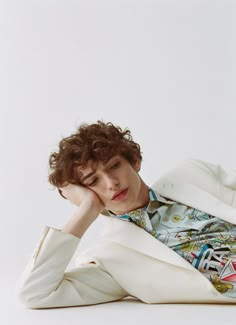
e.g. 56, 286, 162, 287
109, 188, 236, 298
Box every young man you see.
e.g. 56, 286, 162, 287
17, 121, 236, 308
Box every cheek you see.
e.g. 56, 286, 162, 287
90, 187, 107, 201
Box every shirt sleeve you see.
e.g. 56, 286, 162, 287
16, 226, 128, 309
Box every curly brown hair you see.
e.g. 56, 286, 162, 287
48, 121, 142, 189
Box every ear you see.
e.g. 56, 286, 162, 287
133, 158, 141, 172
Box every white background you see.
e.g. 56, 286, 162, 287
1, 0, 236, 324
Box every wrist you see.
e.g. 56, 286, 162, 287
62, 202, 103, 239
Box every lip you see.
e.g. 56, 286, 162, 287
112, 188, 128, 201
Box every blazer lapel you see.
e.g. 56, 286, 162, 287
100, 216, 196, 271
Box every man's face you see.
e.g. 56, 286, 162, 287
78, 155, 149, 215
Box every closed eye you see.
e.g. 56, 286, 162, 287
87, 178, 98, 186
111, 162, 121, 169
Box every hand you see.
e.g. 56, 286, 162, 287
59, 184, 105, 238
59, 183, 104, 213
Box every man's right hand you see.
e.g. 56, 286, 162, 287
58, 184, 105, 238
59, 184, 103, 209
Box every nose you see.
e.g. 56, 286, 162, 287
104, 174, 120, 190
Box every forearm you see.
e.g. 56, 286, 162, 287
17, 227, 127, 308
62, 203, 101, 239
17, 227, 80, 308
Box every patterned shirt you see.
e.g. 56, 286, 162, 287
109, 187, 236, 298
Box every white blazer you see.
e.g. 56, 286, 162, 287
17, 159, 236, 308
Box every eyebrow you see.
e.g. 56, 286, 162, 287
80, 156, 119, 183
81, 171, 96, 183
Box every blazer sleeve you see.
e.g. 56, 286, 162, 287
154, 158, 236, 208
186, 159, 236, 204
187, 159, 236, 190
16, 226, 128, 309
